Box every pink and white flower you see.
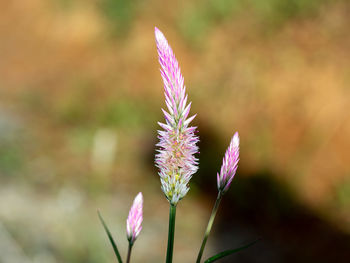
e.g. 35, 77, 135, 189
154, 27, 199, 205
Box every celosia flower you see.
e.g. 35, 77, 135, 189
126, 192, 143, 244
154, 27, 199, 205
217, 132, 240, 194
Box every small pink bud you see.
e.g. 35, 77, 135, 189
126, 192, 143, 244
217, 132, 240, 194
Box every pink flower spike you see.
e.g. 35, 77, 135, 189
154, 27, 199, 205
126, 192, 143, 244
217, 132, 240, 194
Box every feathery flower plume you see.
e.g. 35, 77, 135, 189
154, 27, 199, 205
126, 192, 143, 244
217, 132, 240, 194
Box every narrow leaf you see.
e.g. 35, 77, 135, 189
98, 210, 123, 263
204, 238, 261, 263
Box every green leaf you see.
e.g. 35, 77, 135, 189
204, 238, 261, 263
98, 210, 123, 263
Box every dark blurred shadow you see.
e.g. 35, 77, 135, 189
194, 122, 350, 263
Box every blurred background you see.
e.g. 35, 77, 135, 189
0, 0, 350, 262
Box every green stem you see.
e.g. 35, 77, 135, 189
126, 243, 133, 263
166, 204, 177, 263
196, 192, 223, 263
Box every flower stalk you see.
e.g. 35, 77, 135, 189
126, 243, 133, 263
196, 133, 240, 262
155, 26, 199, 263
196, 192, 222, 263
166, 204, 177, 263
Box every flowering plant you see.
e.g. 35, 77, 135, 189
98, 27, 258, 263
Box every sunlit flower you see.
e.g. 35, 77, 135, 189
154, 27, 199, 205
217, 132, 240, 194
126, 192, 143, 244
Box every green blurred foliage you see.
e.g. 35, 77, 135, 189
337, 177, 350, 207
0, 118, 24, 176
99, 0, 140, 37
0, 144, 23, 175
97, 99, 151, 128
179, 0, 242, 46
178, 0, 330, 46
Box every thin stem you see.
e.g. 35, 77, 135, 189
196, 192, 223, 263
166, 204, 177, 263
126, 243, 133, 263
